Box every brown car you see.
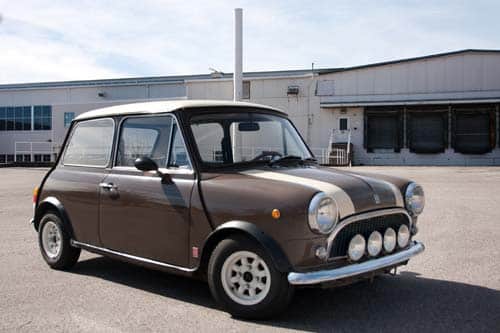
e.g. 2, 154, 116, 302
32, 100, 425, 319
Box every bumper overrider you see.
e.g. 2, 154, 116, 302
288, 241, 425, 285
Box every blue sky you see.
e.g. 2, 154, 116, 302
0, 0, 499, 84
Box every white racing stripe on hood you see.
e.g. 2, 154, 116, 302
241, 170, 355, 218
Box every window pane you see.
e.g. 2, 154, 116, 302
168, 123, 191, 169
0, 155, 5, 163
42, 117, 51, 130
64, 112, 75, 127
42, 105, 51, 117
43, 154, 51, 162
7, 155, 14, 162
6, 107, 14, 118
116, 116, 172, 167
190, 122, 224, 163
63, 118, 114, 166
15, 119, 22, 130
34, 154, 42, 162
23, 107, 31, 118
14, 107, 23, 118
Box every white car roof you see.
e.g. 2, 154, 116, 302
75, 100, 285, 120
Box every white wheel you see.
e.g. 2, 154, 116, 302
220, 250, 272, 306
38, 213, 80, 270
41, 220, 62, 259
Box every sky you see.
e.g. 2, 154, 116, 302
0, 0, 499, 84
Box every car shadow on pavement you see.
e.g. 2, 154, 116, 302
71, 257, 500, 332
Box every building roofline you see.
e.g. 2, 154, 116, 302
0, 49, 498, 90
0, 68, 341, 91
318, 49, 500, 75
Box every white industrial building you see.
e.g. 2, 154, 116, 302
1, 49, 499, 166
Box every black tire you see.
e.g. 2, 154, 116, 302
207, 235, 294, 319
38, 212, 80, 270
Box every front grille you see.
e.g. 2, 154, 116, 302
329, 213, 410, 258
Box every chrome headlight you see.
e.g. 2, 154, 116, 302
405, 182, 425, 216
308, 192, 339, 234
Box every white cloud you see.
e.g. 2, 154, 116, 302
0, 0, 498, 84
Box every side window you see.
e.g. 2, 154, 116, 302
116, 116, 173, 167
63, 118, 114, 167
168, 123, 191, 169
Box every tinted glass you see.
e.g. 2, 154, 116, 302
116, 116, 172, 167
63, 118, 114, 166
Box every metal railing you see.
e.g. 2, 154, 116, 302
14, 141, 53, 162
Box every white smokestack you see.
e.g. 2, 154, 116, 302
233, 8, 243, 101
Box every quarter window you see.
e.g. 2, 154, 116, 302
63, 118, 114, 167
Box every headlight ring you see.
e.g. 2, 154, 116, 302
405, 182, 425, 216
308, 192, 339, 234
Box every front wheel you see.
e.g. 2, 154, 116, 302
207, 236, 294, 319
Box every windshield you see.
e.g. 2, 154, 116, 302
190, 112, 313, 167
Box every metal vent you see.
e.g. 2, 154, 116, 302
287, 85, 299, 95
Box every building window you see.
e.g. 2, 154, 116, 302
365, 108, 403, 152
34, 105, 52, 130
0, 106, 31, 131
0, 155, 5, 164
242, 81, 251, 99
15, 154, 23, 162
64, 112, 75, 128
6, 155, 14, 163
34, 154, 42, 162
43, 154, 51, 162
339, 118, 349, 131
23, 154, 31, 162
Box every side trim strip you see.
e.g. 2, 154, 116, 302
71, 240, 197, 273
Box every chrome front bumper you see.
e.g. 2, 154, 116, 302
288, 241, 425, 285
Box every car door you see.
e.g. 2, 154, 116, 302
52, 118, 115, 245
98, 114, 194, 267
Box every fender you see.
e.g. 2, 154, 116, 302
201, 221, 292, 272
34, 196, 74, 237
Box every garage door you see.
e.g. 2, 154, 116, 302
453, 106, 495, 154
365, 109, 402, 152
407, 111, 447, 153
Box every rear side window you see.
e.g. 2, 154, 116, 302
63, 118, 115, 167
116, 116, 173, 167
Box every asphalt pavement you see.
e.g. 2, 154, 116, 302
0, 166, 499, 332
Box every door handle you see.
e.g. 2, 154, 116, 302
99, 182, 117, 190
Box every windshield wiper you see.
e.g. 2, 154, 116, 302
269, 155, 316, 167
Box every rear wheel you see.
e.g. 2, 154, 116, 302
208, 236, 293, 319
38, 212, 80, 270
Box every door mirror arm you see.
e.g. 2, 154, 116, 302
134, 157, 173, 184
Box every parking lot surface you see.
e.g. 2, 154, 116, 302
0, 166, 499, 332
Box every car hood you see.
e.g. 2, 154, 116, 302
238, 166, 409, 219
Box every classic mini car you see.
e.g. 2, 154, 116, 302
32, 100, 425, 319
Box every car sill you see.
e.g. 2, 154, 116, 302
288, 241, 425, 285
71, 240, 197, 273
